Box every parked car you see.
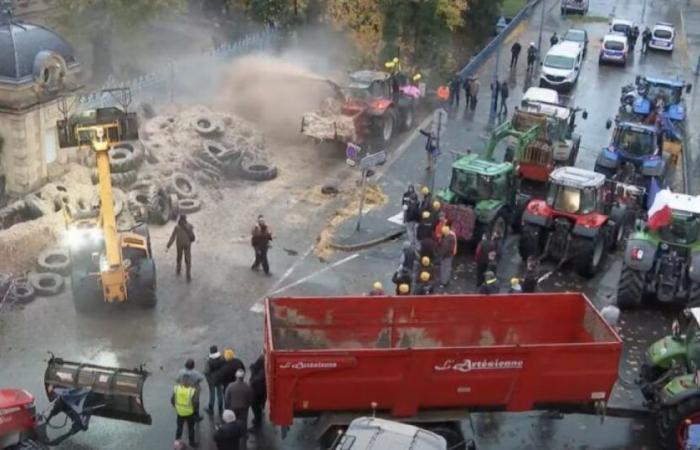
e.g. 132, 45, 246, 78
599, 34, 629, 66
522, 86, 560, 105
562, 28, 589, 57
561, 0, 589, 14
539, 41, 583, 91
649, 22, 675, 52
610, 19, 634, 37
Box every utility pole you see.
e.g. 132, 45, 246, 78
537, 0, 546, 62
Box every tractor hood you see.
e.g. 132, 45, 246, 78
646, 336, 687, 370
659, 373, 697, 404
475, 200, 503, 223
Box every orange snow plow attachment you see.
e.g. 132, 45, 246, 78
43, 356, 151, 425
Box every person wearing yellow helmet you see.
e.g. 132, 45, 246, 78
392, 266, 412, 295
419, 186, 432, 213
420, 255, 431, 267
438, 225, 457, 288
415, 270, 434, 295
479, 271, 499, 295
398, 283, 410, 295
368, 281, 385, 296
509, 277, 523, 294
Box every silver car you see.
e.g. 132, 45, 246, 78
561, 0, 589, 15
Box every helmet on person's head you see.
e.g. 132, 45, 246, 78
421, 256, 431, 266
422, 211, 431, 219
420, 186, 430, 196
373, 281, 383, 291
420, 271, 431, 282
441, 226, 450, 236
399, 284, 410, 294
432, 200, 441, 211
510, 277, 521, 287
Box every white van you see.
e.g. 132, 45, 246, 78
539, 41, 583, 91
522, 87, 560, 105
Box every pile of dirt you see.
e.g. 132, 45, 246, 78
314, 184, 387, 260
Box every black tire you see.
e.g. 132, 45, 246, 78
574, 234, 607, 278
198, 142, 225, 169
401, 105, 415, 130
240, 159, 278, 181
108, 147, 136, 173
178, 198, 202, 214
133, 258, 157, 309
70, 270, 101, 313
429, 426, 466, 450
169, 194, 180, 220
147, 184, 171, 225
617, 266, 645, 309
519, 224, 543, 260
193, 116, 221, 136
378, 110, 395, 144
28, 271, 65, 296
114, 142, 145, 167
168, 172, 198, 199
8, 279, 35, 304
37, 248, 71, 275
128, 189, 151, 209
132, 223, 153, 256
90, 188, 125, 218
658, 396, 700, 450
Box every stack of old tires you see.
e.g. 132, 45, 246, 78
2, 247, 70, 306
90, 142, 146, 189
126, 175, 179, 225
187, 115, 278, 183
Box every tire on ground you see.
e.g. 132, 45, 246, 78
147, 184, 172, 225
114, 142, 145, 167
169, 194, 180, 220
168, 172, 198, 199
109, 147, 136, 173
193, 116, 222, 136
178, 198, 202, 214
28, 271, 65, 296
617, 266, 645, 309
37, 247, 71, 275
8, 279, 36, 304
196, 143, 224, 170
239, 159, 278, 181
92, 170, 137, 188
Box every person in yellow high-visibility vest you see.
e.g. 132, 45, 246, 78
172, 380, 198, 447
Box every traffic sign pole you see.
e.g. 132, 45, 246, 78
356, 169, 368, 231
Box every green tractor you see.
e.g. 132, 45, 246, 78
437, 121, 539, 242
639, 309, 700, 449
617, 193, 700, 308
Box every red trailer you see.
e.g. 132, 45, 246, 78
264, 293, 622, 446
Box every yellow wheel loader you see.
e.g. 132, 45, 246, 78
66, 125, 156, 312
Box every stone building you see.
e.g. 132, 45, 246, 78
0, 2, 81, 198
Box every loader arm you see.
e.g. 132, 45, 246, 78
78, 126, 128, 303
483, 120, 540, 161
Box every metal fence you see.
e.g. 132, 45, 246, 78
76, 29, 278, 110
457, 0, 543, 80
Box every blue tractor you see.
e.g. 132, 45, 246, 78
594, 120, 667, 202
619, 75, 692, 123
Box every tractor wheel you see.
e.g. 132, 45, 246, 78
617, 266, 645, 309
688, 282, 700, 307
147, 184, 171, 225
70, 270, 101, 313
379, 110, 396, 144
401, 105, 415, 130
657, 396, 700, 450
574, 234, 607, 278
134, 258, 157, 309
519, 224, 543, 260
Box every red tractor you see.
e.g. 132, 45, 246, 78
518, 166, 641, 277
0, 357, 150, 449
301, 70, 422, 146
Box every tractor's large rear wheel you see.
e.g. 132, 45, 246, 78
617, 266, 645, 309
658, 396, 700, 450
70, 270, 102, 313
379, 110, 395, 144
519, 224, 544, 260
574, 234, 607, 278
401, 105, 415, 130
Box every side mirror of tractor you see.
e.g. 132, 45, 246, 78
582, 110, 588, 120
605, 118, 612, 129
687, 84, 693, 94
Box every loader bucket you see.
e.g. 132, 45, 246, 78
43, 356, 151, 425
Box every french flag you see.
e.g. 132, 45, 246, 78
647, 188, 674, 231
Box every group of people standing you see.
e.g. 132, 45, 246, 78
448, 75, 481, 111
372, 184, 542, 297
171, 347, 267, 449
510, 41, 539, 72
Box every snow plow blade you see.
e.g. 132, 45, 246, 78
44, 356, 151, 425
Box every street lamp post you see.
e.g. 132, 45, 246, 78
537, 0, 546, 61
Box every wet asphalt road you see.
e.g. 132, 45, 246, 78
1, 0, 699, 449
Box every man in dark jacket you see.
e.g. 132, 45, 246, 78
215, 349, 245, 392
510, 41, 522, 69
402, 185, 420, 246
448, 75, 461, 109
249, 355, 267, 430
251, 215, 273, 275
550, 32, 559, 47
166, 214, 195, 282
522, 256, 540, 293
224, 369, 253, 439
526, 43, 538, 71
642, 27, 652, 53
399, 241, 417, 272
499, 81, 509, 116
205, 345, 225, 417
479, 271, 500, 294
214, 410, 246, 450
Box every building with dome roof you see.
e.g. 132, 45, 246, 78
0, 0, 82, 197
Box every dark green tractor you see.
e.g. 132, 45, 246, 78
617, 193, 700, 308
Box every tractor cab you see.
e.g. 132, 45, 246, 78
661, 211, 700, 246
596, 121, 665, 183
443, 154, 514, 208
347, 71, 392, 101
545, 166, 606, 216
623, 76, 692, 122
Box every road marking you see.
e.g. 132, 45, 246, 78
387, 211, 404, 225
250, 253, 360, 313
